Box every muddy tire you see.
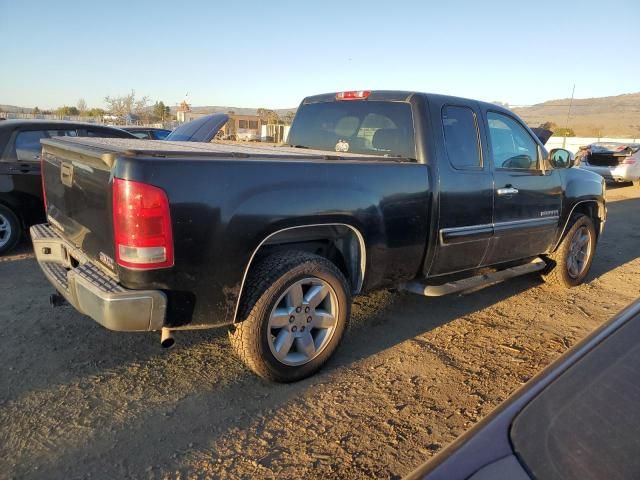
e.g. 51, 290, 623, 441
541, 214, 596, 288
0, 205, 21, 255
229, 251, 351, 382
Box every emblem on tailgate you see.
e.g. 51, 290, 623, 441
99, 252, 115, 270
60, 162, 74, 187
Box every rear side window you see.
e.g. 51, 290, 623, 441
48, 129, 78, 137
11, 129, 79, 161
487, 112, 538, 170
87, 128, 127, 138
442, 106, 481, 169
288, 101, 416, 160
15, 130, 48, 161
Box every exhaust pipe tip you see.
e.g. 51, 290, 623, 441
160, 328, 175, 349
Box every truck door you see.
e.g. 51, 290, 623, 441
483, 111, 562, 264
426, 101, 494, 276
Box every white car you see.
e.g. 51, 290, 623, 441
577, 142, 640, 186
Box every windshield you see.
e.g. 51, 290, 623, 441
288, 100, 416, 159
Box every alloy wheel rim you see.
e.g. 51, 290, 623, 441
267, 277, 339, 366
0, 214, 10, 248
567, 225, 592, 279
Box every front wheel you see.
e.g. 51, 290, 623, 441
229, 251, 351, 382
541, 214, 596, 288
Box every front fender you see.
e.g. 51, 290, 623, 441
554, 167, 606, 248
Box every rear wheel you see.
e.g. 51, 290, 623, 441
229, 251, 351, 382
0, 205, 21, 255
541, 214, 596, 288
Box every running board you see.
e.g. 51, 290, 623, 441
401, 259, 547, 297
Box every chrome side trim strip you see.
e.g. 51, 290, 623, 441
440, 216, 560, 246
439, 223, 493, 245
232, 223, 367, 323
492, 216, 559, 233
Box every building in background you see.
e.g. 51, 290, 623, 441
175, 100, 192, 123
219, 114, 262, 141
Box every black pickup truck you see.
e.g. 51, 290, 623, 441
32, 91, 606, 382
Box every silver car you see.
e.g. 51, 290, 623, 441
577, 142, 640, 186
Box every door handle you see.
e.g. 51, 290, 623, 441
497, 187, 519, 196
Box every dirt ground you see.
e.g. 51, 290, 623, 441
1, 185, 639, 480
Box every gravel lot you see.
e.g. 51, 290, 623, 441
1, 184, 639, 479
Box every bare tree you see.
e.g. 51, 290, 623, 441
283, 111, 296, 125
77, 98, 87, 114
257, 108, 280, 125
104, 90, 150, 120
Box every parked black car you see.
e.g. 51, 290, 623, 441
32, 91, 605, 382
407, 297, 640, 480
0, 120, 135, 254
122, 126, 172, 140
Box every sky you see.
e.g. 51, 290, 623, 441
1, 0, 639, 110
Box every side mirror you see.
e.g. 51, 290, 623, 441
549, 148, 574, 169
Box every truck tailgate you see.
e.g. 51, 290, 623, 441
41, 139, 118, 275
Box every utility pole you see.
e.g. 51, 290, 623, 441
562, 84, 575, 148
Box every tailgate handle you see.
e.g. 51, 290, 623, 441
60, 163, 74, 187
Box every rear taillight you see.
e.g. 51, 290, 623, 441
622, 158, 636, 165
40, 156, 47, 212
112, 178, 174, 269
336, 90, 371, 100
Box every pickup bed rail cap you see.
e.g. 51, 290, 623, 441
40, 137, 406, 162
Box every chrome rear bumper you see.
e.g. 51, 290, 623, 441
30, 224, 166, 332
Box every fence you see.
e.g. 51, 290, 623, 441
0, 111, 103, 123
0, 111, 172, 129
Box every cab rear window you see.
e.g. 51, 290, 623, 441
288, 101, 416, 160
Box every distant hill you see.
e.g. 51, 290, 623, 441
0, 104, 32, 113
512, 92, 640, 137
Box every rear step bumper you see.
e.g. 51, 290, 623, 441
30, 223, 167, 332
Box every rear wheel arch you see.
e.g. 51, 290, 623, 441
233, 223, 366, 324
